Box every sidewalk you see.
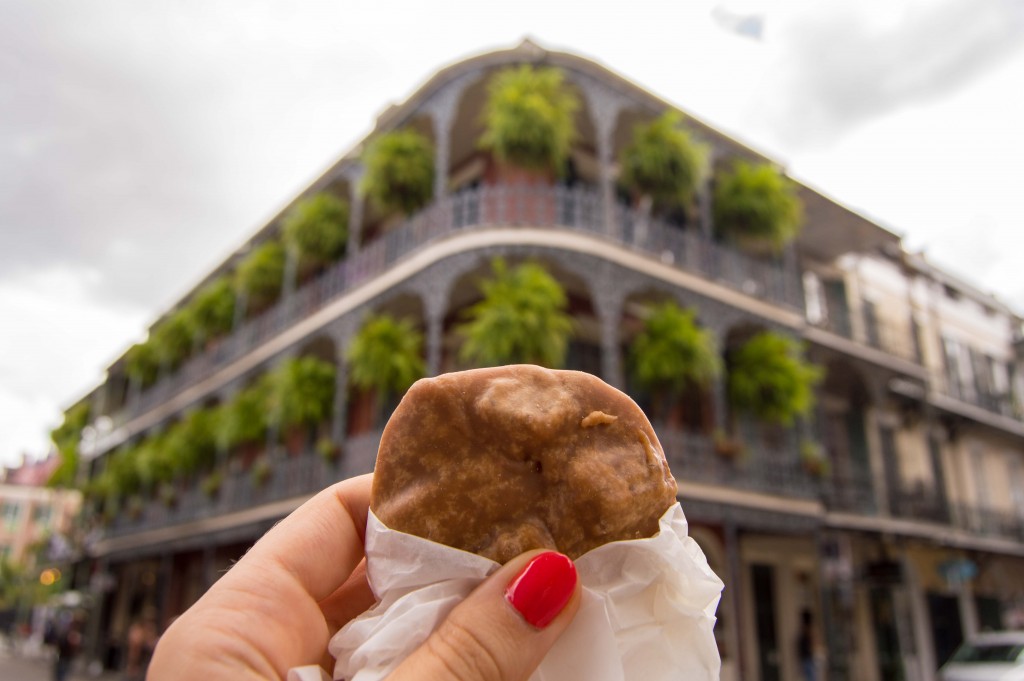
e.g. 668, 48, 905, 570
0, 640, 118, 681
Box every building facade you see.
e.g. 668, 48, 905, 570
66, 41, 1024, 680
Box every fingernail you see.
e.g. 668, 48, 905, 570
504, 551, 577, 629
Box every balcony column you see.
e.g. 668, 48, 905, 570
425, 72, 474, 201
345, 164, 365, 257
576, 78, 624, 238
329, 321, 357, 445
594, 284, 625, 390
783, 241, 802, 309
267, 351, 298, 458
425, 285, 448, 377
698, 147, 715, 239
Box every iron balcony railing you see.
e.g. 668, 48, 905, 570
114, 183, 801, 431
102, 430, 382, 539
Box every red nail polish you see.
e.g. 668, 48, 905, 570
504, 552, 577, 629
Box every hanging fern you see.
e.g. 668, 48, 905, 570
361, 129, 435, 216
283, 193, 349, 270
190, 278, 236, 341
347, 314, 426, 399
727, 331, 822, 425
458, 258, 572, 368
629, 301, 721, 396
713, 161, 803, 253
479, 65, 579, 172
620, 112, 708, 211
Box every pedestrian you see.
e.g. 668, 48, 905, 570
52, 612, 84, 681
124, 611, 159, 681
797, 609, 818, 681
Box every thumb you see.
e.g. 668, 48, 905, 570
389, 550, 581, 681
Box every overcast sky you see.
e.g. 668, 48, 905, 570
2, 0, 1024, 467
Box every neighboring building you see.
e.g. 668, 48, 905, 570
1, 455, 82, 568
67, 40, 1024, 681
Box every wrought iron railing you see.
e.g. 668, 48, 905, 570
103, 430, 382, 538
108, 183, 800, 432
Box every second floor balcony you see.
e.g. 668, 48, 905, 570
102, 182, 803, 438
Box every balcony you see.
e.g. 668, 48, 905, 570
102, 431, 382, 539
808, 312, 921, 366
105, 183, 802, 436
656, 427, 821, 501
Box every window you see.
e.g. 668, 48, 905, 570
32, 504, 53, 529
863, 299, 880, 349
1, 501, 21, 532
942, 337, 965, 399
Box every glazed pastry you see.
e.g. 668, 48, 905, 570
370, 364, 677, 563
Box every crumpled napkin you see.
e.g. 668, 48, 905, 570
290, 502, 723, 681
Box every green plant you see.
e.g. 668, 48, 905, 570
201, 469, 224, 497
235, 241, 286, 312
800, 439, 831, 477
150, 309, 196, 369
619, 112, 708, 211
458, 258, 572, 368
250, 456, 272, 487
158, 482, 178, 508
220, 379, 272, 449
713, 429, 747, 460
727, 332, 823, 426
125, 495, 144, 519
125, 341, 160, 388
271, 356, 336, 430
190, 278, 236, 341
479, 65, 579, 172
361, 129, 435, 216
629, 302, 721, 397
163, 409, 220, 476
347, 314, 425, 401
713, 161, 803, 253
133, 433, 175, 490
317, 437, 341, 462
48, 401, 91, 488
283, 193, 349, 272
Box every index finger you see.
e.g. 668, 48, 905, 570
239, 472, 373, 601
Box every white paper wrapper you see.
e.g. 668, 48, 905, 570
291, 502, 723, 681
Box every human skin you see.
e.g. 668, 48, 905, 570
148, 473, 581, 681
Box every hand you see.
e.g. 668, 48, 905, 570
148, 473, 582, 681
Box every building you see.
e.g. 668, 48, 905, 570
1, 456, 81, 568
65, 40, 1024, 680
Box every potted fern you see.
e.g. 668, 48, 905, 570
713, 161, 803, 255
619, 111, 708, 217
235, 241, 286, 316
361, 129, 435, 218
282, 193, 349, 281
458, 258, 572, 368
478, 65, 578, 223
189, 277, 236, 347
727, 331, 822, 426
271, 356, 336, 455
800, 439, 831, 478
628, 301, 720, 427
125, 341, 160, 389
220, 379, 271, 468
150, 308, 196, 371
347, 314, 425, 434
48, 401, 91, 488
479, 64, 578, 179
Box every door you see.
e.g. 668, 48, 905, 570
927, 592, 963, 668
752, 563, 781, 681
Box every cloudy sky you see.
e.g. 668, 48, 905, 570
2, 0, 1023, 467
